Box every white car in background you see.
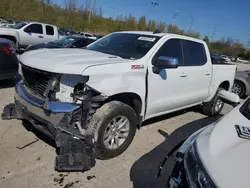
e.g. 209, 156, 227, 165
237, 57, 250, 64
80, 32, 97, 40
221, 55, 231, 62
0, 21, 59, 50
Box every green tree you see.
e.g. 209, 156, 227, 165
203, 36, 211, 49
167, 24, 180, 34
137, 16, 146, 30
157, 21, 166, 32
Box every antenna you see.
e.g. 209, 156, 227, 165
153, 29, 161, 34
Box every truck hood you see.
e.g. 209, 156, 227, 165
20, 48, 132, 74
196, 101, 250, 188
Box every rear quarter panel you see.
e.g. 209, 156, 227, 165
206, 64, 236, 102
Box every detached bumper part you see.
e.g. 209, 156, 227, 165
2, 82, 97, 172
2, 103, 22, 120
55, 132, 96, 172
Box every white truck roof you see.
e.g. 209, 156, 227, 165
115, 31, 205, 44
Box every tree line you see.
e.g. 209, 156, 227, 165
0, 0, 248, 59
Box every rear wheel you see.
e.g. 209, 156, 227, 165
232, 80, 245, 98
87, 101, 137, 159
202, 89, 224, 116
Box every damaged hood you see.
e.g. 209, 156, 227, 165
196, 100, 250, 188
20, 48, 130, 74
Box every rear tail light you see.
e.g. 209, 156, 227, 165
3, 45, 15, 55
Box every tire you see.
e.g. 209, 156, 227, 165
202, 89, 224, 116
87, 101, 137, 159
232, 80, 245, 98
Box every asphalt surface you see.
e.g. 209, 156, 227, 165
0, 62, 249, 188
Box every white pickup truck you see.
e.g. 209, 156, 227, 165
0, 21, 59, 50
2, 31, 237, 171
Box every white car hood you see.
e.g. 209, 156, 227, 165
20, 48, 130, 74
196, 102, 250, 188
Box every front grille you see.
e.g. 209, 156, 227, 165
21, 64, 56, 98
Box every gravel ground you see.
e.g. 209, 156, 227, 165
0, 62, 249, 188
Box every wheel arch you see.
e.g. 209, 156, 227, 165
104, 92, 143, 128
218, 80, 230, 91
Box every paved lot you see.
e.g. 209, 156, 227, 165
0, 62, 249, 188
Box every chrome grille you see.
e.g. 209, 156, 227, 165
21, 64, 56, 98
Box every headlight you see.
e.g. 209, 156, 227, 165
184, 142, 216, 188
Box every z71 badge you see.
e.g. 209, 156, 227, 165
235, 125, 250, 140
131, 65, 144, 70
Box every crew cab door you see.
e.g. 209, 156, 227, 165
19, 23, 44, 46
180, 39, 211, 104
146, 38, 187, 118
146, 38, 211, 119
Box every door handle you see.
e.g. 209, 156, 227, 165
205, 72, 211, 76
38, 36, 44, 38
180, 73, 187, 77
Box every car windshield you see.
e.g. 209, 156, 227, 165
87, 33, 161, 59
13, 22, 27, 29
54, 37, 76, 46
240, 99, 250, 120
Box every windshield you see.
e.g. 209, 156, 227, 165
240, 99, 250, 121
87, 33, 160, 59
13, 22, 27, 29
54, 37, 76, 46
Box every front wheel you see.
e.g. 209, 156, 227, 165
87, 101, 137, 159
202, 89, 224, 116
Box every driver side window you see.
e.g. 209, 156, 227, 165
24, 24, 43, 34
154, 39, 183, 65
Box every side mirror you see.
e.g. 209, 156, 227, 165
152, 56, 178, 74
24, 27, 31, 33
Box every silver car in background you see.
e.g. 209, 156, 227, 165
232, 70, 250, 98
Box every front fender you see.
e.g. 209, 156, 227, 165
82, 62, 147, 116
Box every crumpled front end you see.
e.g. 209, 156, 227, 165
1, 66, 104, 172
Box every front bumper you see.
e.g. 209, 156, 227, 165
2, 81, 96, 172
13, 81, 79, 138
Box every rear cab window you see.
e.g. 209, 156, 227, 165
181, 40, 207, 66
46, 25, 54, 35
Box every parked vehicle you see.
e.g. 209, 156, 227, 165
0, 17, 16, 28
221, 54, 231, 62
25, 36, 95, 52
232, 70, 250, 98
166, 93, 250, 188
210, 53, 227, 64
0, 38, 18, 80
0, 21, 59, 51
2, 31, 237, 171
94, 34, 105, 39
80, 32, 97, 40
237, 57, 250, 64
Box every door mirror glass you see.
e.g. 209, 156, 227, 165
152, 56, 178, 69
24, 27, 31, 33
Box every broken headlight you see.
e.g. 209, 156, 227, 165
184, 142, 217, 188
